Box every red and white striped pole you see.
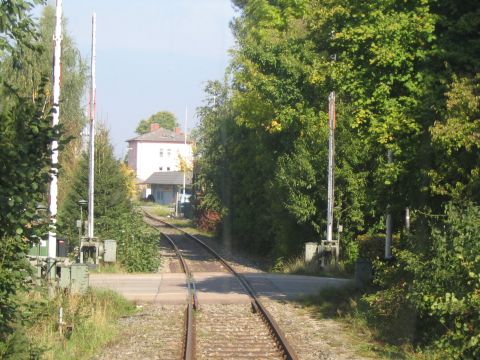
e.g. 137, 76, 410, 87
47, 0, 63, 289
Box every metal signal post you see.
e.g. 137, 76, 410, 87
319, 91, 339, 265
327, 91, 336, 244
80, 13, 100, 265
385, 149, 393, 259
183, 106, 187, 200
87, 13, 96, 240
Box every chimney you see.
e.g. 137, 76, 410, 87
150, 123, 160, 132
175, 127, 182, 135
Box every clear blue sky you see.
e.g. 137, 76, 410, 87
37, 0, 236, 158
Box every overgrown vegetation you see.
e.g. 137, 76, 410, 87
195, 0, 480, 356
1, 0, 478, 357
58, 126, 132, 243
271, 256, 350, 278
1, 288, 135, 359
363, 203, 480, 357
0, 0, 56, 348
148, 204, 174, 217
306, 203, 480, 358
102, 211, 160, 272
58, 126, 160, 272
0, 2, 154, 356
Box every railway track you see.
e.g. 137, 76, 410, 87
161, 229, 197, 360
144, 211, 299, 360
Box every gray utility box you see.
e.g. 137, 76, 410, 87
60, 264, 89, 293
305, 242, 319, 262
354, 259, 373, 287
71, 264, 89, 293
59, 266, 71, 289
103, 240, 117, 263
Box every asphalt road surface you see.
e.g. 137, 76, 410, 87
89, 272, 352, 304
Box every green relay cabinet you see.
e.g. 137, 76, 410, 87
28, 238, 69, 258
59, 264, 89, 293
28, 240, 48, 257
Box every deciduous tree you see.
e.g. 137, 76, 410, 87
0, 0, 55, 348
135, 111, 178, 134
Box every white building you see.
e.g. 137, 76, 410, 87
127, 123, 193, 204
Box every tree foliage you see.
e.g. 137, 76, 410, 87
410, 204, 480, 356
0, 0, 43, 56
0, 0, 55, 346
58, 126, 132, 244
366, 203, 480, 357
1, 5, 87, 207
135, 110, 178, 134
58, 126, 159, 272
0, 83, 55, 344
195, 0, 480, 354
430, 75, 480, 201
101, 211, 160, 272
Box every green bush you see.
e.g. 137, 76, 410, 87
362, 260, 418, 343
408, 203, 480, 357
103, 210, 160, 272
356, 233, 401, 260
366, 203, 480, 358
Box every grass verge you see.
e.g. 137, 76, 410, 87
148, 204, 174, 217
271, 255, 353, 278
140, 204, 174, 217
89, 262, 127, 274
26, 288, 136, 360
150, 214, 216, 239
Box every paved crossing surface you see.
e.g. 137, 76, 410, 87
89, 272, 352, 304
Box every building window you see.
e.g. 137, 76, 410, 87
159, 167, 163, 171
159, 148, 163, 157
167, 148, 171, 157
167, 167, 170, 171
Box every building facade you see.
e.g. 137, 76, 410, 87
127, 124, 193, 204
144, 171, 192, 205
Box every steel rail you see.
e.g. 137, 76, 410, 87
161, 232, 198, 309
144, 212, 299, 360
157, 230, 196, 360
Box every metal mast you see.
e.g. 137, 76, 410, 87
87, 13, 96, 239
183, 106, 187, 199
385, 149, 393, 259
47, 0, 63, 282
326, 91, 336, 243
